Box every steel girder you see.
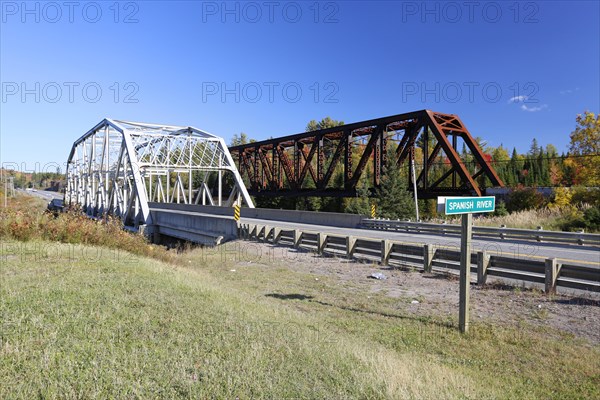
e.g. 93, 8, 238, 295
65, 119, 254, 228
229, 110, 504, 199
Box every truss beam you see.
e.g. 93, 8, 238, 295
229, 110, 504, 199
66, 119, 254, 229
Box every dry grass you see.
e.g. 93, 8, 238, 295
473, 207, 578, 230
437, 206, 591, 231
1, 240, 489, 399
0, 193, 176, 263
4, 239, 599, 399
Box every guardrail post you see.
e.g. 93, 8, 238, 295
293, 229, 301, 249
477, 251, 490, 285
317, 233, 327, 255
346, 236, 356, 258
545, 258, 560, 295
577, 230, 585, 246
381, 239, 392, 265
536, 226, 543, 242
500, 224, 506, 240
423, 244, 435, 273
273, 227, 281, 244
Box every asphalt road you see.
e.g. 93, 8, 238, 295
238, 215, 600, 267
17, 189, 598, 267
17, 188, 64, 201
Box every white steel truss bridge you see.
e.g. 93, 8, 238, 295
65, 119, 254, 229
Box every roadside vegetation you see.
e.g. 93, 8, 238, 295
459, 187, 600, 232
0, 193, 174, 263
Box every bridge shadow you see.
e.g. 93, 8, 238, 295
264, 293, 454, 329
265, 293, 314, 301
553, 297, 600, 307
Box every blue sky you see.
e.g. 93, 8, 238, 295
1, 0, 598, 169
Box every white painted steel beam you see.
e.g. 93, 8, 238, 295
66, 118, 254, 229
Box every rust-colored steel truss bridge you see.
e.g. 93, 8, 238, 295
228, 110, 504, 199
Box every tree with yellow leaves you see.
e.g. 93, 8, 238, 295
565, 111, 600, 186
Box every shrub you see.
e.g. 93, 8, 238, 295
506, 187, 546, 212
492, 200, 509, 217
571, 187, 600, 206
0, 199, 175, 263
582, 204, 600, 231
549, 187, 573, 209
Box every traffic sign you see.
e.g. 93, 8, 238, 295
437, 195, 496, 333
444, 196, 495, 215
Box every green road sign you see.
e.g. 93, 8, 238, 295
443, 196, 495, 215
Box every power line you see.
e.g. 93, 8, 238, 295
408, 153, 599, 168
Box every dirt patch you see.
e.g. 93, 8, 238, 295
231, 241, 600, 344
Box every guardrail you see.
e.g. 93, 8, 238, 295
238, 223, 600, 294
361, 219, 600, 247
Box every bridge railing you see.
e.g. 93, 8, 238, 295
361, 219, 600, 247
239, 223, 600, 294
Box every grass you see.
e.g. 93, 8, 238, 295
439, 206, 594, 231
1, 241, 478, 399
0, 193, 175, 263
1, 238, 599, 399
1, 194, 599, 398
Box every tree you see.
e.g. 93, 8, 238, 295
506, 187, 545, 212
506, 147, 524, 186
305, 117, 344, 132
345, 179, 371, 215
565, 111, 600, 186
529, 138, 540, 157
491, 145, 510, 163
545, 144, 558, 158
230, 132, 255, 146
376, 148, 416, 220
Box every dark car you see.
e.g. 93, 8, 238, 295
47, 198, 64, 214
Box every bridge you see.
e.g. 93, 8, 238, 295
229, 110, 504, 199
65, 118, 254, 230
62, 114, 599, 293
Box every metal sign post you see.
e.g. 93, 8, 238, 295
439, 196, 495, 333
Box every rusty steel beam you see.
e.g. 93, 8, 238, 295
229, 110, 504, 199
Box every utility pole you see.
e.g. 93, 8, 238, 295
410, 148, 419, 221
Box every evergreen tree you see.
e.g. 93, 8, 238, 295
508, 147, 523, 186
529, 138, 539, 157
376, 149, 416, 220
345, 179, 371, 215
